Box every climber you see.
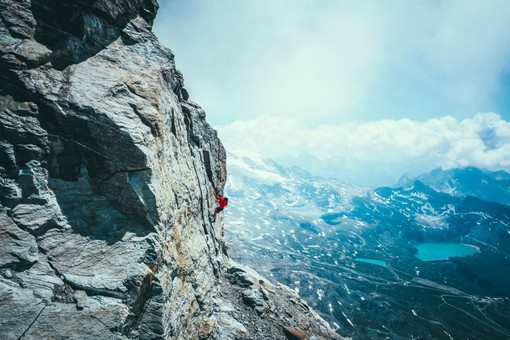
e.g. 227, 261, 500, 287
211, 192, 228, 222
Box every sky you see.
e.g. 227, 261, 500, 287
153, 0, 510, 186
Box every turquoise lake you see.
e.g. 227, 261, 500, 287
414, 243, 479, 261
356, 258, 387, 266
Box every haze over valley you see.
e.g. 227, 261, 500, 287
224, 153, 510, 339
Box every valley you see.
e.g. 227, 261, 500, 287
224, 153, 510, 339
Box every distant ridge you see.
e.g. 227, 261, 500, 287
397, 167, 510, 206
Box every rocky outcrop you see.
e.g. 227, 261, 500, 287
0, 1, 340, 339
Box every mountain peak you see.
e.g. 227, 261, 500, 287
400, 167, 510, 206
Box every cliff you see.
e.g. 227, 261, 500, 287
0, 1, 341, 339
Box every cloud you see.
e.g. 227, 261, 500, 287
217, 113, 510, 177
154, 0, 510, 125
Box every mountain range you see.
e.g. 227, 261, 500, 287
224, 152, 510, 339
398, 166, 510, 206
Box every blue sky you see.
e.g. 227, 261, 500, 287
154, 0, 510, 186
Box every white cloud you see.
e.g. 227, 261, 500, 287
217, 113, 510, 180
154, 0, 510, 125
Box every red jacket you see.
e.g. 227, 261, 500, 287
214, 193, 228, 209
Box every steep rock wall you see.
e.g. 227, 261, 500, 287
0, 1, 341, 339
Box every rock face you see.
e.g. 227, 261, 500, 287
0, 1, 341, 339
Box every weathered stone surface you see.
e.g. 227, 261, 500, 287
0, 0, 341, 339
0, 96, 48, 179
73, 290, 88, 310
18, 296, 130, 340
230, 270, 256, 287
15, 261, 63, 301
11, 203, 64, 236
242, 288, 265, 307
12, 39, 51, 68
215, 260, 343, 339
215, 311, 250, 339
0, 0, 36, 40
0, 210, 38, 269
0, 278, 46, 340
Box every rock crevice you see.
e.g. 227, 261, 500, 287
0, 1, 341, 339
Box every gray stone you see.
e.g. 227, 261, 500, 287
0, 0, 342, 339
241, 288, 265, 308
0, 210, 38, 268
0, 178, 22, 206
16, 261, 64, 301
215, 312, 250, 339
255, 306, 266, 316
13, 39, 51, 68
231, 271, 256, 287
0, 0, 36, 39
21, 297, 130, 340
11, 203, 61, 236
260, 286, 270, 301
0, 278, 46, 340
73, 290, 88, 310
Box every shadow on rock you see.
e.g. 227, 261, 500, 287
30, 0, 158, 70
50, 165, 152, 244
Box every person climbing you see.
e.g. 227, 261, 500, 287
211, 192, 228, 222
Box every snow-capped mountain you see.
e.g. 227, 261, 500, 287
398, 167, 510, 206
226, 151, 368, 214
224, 153, 510, 339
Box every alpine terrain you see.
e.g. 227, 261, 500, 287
225, 152, 510, 339
0, 1, 341, 339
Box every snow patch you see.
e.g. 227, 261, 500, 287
341, 311, 355, 327
316, 289, 324, 301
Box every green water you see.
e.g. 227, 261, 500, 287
356, 258, 387, 266
415, 242, 479, 261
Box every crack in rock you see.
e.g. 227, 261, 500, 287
17, 304, 47, 340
